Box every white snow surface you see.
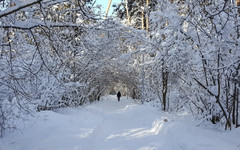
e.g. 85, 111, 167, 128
0, 95, 240, 150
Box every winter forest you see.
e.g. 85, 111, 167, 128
0, 0, 240, 149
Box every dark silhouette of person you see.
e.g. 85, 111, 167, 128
117, 91, 121, 101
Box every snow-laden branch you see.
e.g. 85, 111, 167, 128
1, 19, 84, 30
2, 23, 82, 30
0, 43, 9, 46
0, 0, 43, 18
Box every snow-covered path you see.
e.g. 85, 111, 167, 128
0, 96, 240, 150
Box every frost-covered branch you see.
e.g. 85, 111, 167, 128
2, 23, 83, 30
0, 0, 43, 18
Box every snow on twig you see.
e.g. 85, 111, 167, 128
0, 0, 43, 18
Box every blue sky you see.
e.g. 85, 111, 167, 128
95, 0, 121, 16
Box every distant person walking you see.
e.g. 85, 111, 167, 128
117, 91, 121, 102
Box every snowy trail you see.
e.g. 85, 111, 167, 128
0, 95, 240, 150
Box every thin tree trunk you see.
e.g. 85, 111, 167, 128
146, 0, 149, 31
141, 9, 144, 30
162, 61, 168, 111
237, 0, 240, 6
232, 84, 236, 125
141, 53, 145, 103
104, 0, 112, 19
236, 89, 239, 128
237, 0, 240, 13
125, 0, 130, 25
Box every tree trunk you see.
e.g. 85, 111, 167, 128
237, 0, 240, 6
105, 0, 112, 19
232, 84, 236, 125
125, 0, 130, 25
162, 64, 168, 111
236, 88, 239, 128
146, 0, 149, 31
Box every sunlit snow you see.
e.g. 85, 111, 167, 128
0, 96, 239, 150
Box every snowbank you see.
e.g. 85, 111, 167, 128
0, 95, 239, 150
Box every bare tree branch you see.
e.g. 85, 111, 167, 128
0, 0, 43, 18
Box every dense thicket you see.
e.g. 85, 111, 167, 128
0, 0, 239, 137
115, 0, 240, 129
145, 0, 240, 130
